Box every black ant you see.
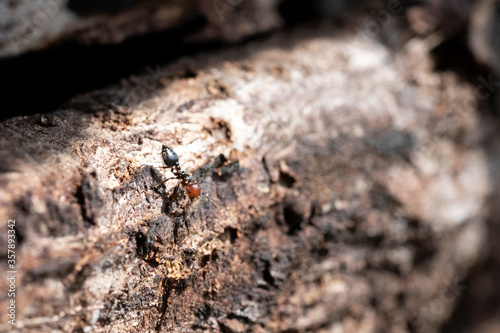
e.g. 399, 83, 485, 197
161, 145, 201, 202
157, 145, 216, 232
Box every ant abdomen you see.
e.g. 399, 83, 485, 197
186, 182, 201, 201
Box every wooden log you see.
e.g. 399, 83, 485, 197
0, 0, 281, 58
0, 22, 493, 332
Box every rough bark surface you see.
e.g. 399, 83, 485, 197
0, 21, 498, 333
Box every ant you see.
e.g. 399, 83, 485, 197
156, 145, 216, 232
161, 145, 201, 202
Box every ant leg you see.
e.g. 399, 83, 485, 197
182, 198, 196, 234
163, 184, 181, 213
182, 211, 191, 234
163, 177, 177, 183
204, 194, 217, 208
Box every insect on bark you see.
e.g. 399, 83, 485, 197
157, 145, 217, 232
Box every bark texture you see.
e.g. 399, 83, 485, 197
0, 0, 281, 57
0, 19, 499, 333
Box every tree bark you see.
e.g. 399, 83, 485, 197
0, 21, 497, 332
0, 0, 281, 57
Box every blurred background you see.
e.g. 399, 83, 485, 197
2, 0, 498, 123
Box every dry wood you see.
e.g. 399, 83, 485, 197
0, 22, 495, 332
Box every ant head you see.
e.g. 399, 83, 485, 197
186, 182, 201, 201
162, 145, 179, 167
